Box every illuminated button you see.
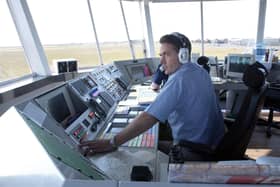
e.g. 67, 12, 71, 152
88, 112, 95, 119
73, 131, 78, 136
112, 118, 127, 123
77, 130, 85, 139
129, 111, 138, 116
72, 126, 82, 138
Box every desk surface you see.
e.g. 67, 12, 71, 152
90, 80, 250, 182
212, 78, 247, 91
89, 147, 158, 181
90, 85, 160, 181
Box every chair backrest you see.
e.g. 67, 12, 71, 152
214, 62, 268, 160
197, 56, 210, 73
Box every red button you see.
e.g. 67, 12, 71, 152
88, 112, 95, 118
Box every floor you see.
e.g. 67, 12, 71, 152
218, 97, 280, 160
246, 112, 280, 159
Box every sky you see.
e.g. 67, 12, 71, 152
0, 0, 279, 47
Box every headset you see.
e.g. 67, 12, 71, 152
243, 61, 268, 89
171, 32, 190, 64
197, 56, 210, 73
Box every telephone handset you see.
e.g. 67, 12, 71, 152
159, 65, 165, 72
90, 99, 106, 118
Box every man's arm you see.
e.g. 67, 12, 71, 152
79, 112, 158, 156
114, 111, 158, 146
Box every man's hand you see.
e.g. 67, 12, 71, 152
79, 139, 117, 157
78, 112, 157, 157
151, 82, 160, 91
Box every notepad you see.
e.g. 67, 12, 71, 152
137, 87, 158, 105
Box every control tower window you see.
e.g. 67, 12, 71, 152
0, 1, 31, 82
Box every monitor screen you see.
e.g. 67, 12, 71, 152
226, 54, 254, 79
48, 93, 71, 124
114, 58, 159, 85
127, 63, 152, 80
35, 85, 83, 129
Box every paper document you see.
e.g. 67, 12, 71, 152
137, 87, 158, 105
168, 162, 280, 184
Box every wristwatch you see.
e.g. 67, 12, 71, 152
109, 136, 118, 149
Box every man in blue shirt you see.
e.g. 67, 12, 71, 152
80, 32, 225, 161
151, 55, 210, 91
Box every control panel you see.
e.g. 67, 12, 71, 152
100, 106, 157, 148
68, 75, 98, 103
32, 85, 106, 144
64, 108, 104, 143
13, 59, 161, 182
90, 65, 127, 102
68, 76, 115, 119
17, 61, 157, 147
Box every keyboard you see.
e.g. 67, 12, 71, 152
99, 104, 157, 148
100, 125, 156, 148
211, 77, 223, 82
269, 82, 280, 89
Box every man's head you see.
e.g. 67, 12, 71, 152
159, 33, 192, 75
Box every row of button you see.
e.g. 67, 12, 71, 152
100, 126, 156, 148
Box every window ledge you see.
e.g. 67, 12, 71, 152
0, 74, 43, 94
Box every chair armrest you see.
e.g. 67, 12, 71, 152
224, 117, 235, 129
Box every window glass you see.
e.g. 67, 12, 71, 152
0, 1, 31, 82
28, 0, 140, 69
123, 1, 146, 58
28, 0, 99, 71
203, 0, 259, 60
150, 2, 201, 56
89, 0, 132, 63
264, 0, 280, 60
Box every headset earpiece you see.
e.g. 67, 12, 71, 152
243, 61, 268, 89
178, 48, 189, 64
171, 32, 190, 64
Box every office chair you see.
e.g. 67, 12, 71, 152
168, 62, 267, 163
258, 83, 280, 137
257, 64, 280, 137
214, 62, 268, 160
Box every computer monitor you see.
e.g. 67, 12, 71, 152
48, 93, 71, 123
35, 85, 86, 129
114, 58, 159, 85
226, 54, 254, 79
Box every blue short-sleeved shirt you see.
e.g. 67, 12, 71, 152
145, 62, 225, 148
